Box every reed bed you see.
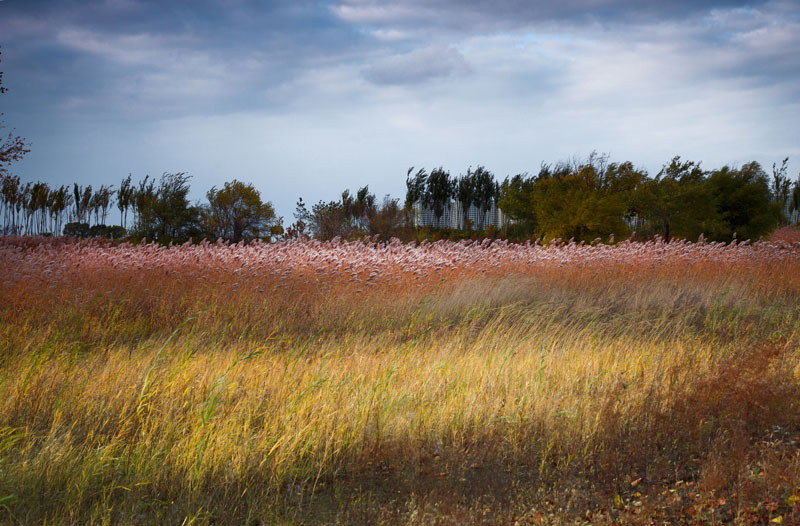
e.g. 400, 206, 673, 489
1, 236, 800, 524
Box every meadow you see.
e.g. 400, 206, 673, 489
1, 232, 800, 524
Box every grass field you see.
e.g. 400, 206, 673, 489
1, 232, 800, 524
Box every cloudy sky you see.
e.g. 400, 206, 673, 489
1, 0, 798, 220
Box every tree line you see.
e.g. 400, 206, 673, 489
404, 153, 800, 243
1, 151, 799, 244
0, 172, 281, 243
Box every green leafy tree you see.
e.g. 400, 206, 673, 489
287, 197, 311, 239
202, 179, 279, 243
456, 171, 476, 230
470, 166, 496, 230
632, 156, 722, 242
706, 162, 782, 242
498, 173, 537, 238
132, 172, 200, 243
405, 167, 428, 210
426, 167, 454, 228
533, 156, 644, 242
310, 199, 350, 240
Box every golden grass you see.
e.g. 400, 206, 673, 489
1, 237, 800, 524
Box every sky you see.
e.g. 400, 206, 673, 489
1, 0, 799, 222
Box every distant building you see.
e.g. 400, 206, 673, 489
410, 200, 507, 230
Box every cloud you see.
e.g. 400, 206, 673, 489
2, 0, 799, 221
362, 46, 471, 85
332, 0, 768, 33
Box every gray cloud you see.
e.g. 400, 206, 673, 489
362, 46, 471, 85
333, 0, 768, 32
1, 0, 798, 222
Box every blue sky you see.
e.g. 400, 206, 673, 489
1, 0, 798, 221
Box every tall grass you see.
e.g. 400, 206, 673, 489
1, 236, 799, 524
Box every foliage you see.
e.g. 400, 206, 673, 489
62, 221, 90, 238
130, 172, 201, 243
533, 154, 644, 242
404, 167, 427, 210
425, 167, 455, 227
632, 156, 723, 242
455, 171, 476, 230
771, 157, 793, 225
706, 161, 783, 242
117, 174, 134, 229
201, 179, 279, 243
498, 172, 537, 238
469, 165, 498, 230
309, 186, 407, 241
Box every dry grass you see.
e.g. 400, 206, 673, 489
1, 236, 800, 524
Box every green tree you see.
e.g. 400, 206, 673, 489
288, 197, 311, 239
456, 171, 476, 230
632, 156, 722, 242
533, 156, 643, 242
405, 167, 427, 210
132, 172, 200, 243
202, 179, 278, 243
426, 167, 454, 228
771, 157, 792, 225
706, 162, 782, 242
310, 199, 350, 240
498, 173, 537, 238
470, 166, 497, 230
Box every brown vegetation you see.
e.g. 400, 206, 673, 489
1, 236, 799, 524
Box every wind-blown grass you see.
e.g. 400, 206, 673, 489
1, 236, 799, 524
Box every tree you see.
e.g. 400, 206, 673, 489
706, 162, 782, 242
286, 197, 311, 239
426, 167, 454, 228
456, 171, 476, 230
132, 172, 200, 243
1, 174, 21, 234
366, 195, 406, 240
117, 174, 133, 229
771, 157, 792, 225
132, 176, 155, 230
405, 167, 427, 210
0, 49, 30, 178
72, 184, 93, 225
533, 155, 643, 242
632, 156, 722, 242
350, 185, 376, 232
202, 179, 278, 243
310, 199, 350, 240
498, 173, 537, 238
470, 166, 496, 230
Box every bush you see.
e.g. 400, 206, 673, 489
63, 222, 90, 238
